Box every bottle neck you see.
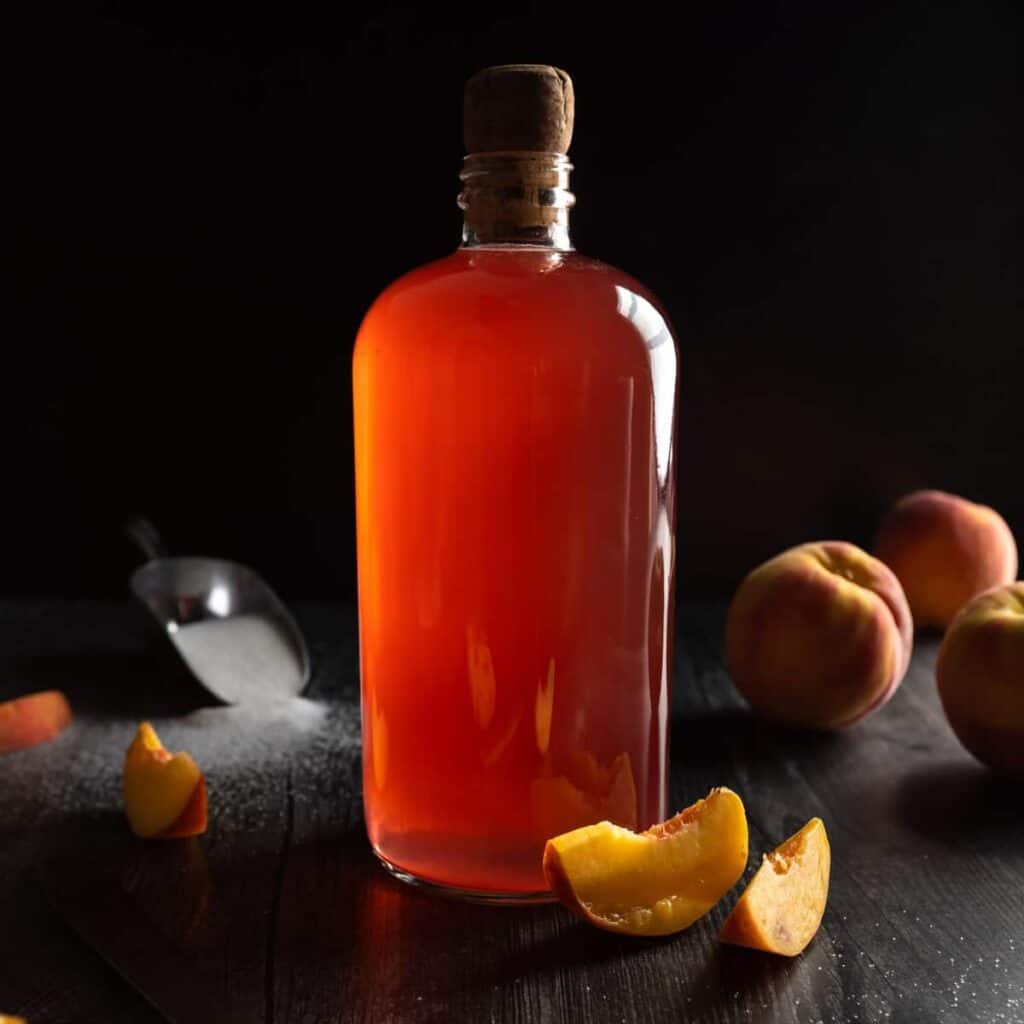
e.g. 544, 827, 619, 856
459, 152, 575, 250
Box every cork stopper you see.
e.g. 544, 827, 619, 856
464, 64, 574, 155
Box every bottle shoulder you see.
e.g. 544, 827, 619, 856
354, 248, 678, 358
364, 249, 663, 303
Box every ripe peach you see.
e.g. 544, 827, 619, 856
123, 722, 208, 838
936, 582, 1024, 775
726, 542, 913, 729
0, 690, 72, 754
542, 787, 748, 936
875, 490, 1017, 629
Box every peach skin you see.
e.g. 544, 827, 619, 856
875, 490, 1017, 629
0, 690, 72, 754
726, 542, 913, 729
936, 582, 1024, 776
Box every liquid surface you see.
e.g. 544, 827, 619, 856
171, 615, 305, 703
353, 248, 678, 894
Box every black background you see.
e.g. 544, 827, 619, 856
9, 1, 1021, 602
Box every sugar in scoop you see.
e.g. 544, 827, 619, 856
169, 614, 306, 705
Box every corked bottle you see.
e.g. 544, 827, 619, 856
460, 64, 575, 247
353, 65, 679, 901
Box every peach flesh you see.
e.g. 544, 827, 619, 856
719, 817, 831, 956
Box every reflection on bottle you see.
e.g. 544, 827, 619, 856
466, 623, 497, 730
367, 689, 389, 791
530, 750, 638, 839
482, 711, 521, 767
647, 506, 673, 820
614, 285, 677, 490
534, 657, 555, 755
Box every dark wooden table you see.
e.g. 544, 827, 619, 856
1, 601, 1022, 1023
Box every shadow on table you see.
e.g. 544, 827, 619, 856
456, 908, 813, 1021
0, 649, 217, 718
895, 761, 1024, 841
0, 600, 229, 717
688, 941, 810, 1013
36, 807, 277, 1022
671, 706, 844, 773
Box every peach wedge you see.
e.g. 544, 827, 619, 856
542, 787, 749, 936
0, 690, 72, 754
123, 722, 208, 839
719, 817, 830, 956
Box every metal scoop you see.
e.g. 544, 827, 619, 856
127, 519, 311, 704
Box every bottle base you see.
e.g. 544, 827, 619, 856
374, 850, 556, 905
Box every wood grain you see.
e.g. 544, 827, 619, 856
1, 602, 1022, 1023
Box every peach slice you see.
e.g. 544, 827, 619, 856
123, 722, 207, 839
719, 817, 830, 956
0, 690, 72, 754
542, 787, 748, 936
0, 1016, 28, 1024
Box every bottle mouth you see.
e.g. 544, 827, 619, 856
459, 150, 572, 167
458, 152, 575, 213
458, 152, 574, 250
459, 149, 572, 180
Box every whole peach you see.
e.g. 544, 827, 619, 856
936, 582, 1024, 775
726, 541, 913, 729
875, 490, 1017, 629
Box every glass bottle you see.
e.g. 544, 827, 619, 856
353, 65, 679, 900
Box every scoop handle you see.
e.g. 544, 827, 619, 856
125, 517, 168, 562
